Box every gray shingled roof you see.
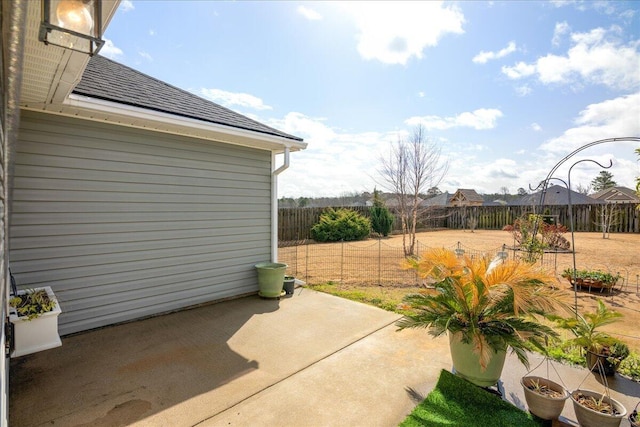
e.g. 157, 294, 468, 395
73, 55, 303, 142
421, 192, 451, 207
512, 185, 602, 205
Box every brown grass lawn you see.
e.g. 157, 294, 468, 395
286, 229, 640, 352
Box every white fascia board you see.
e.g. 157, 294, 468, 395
64, 94, 307, 152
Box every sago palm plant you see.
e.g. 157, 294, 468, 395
397, 248, 563, 370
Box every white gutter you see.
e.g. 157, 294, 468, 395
55, 94, 307, 152
271, 147, 290, 262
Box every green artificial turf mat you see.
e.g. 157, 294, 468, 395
400, 369, 543, 427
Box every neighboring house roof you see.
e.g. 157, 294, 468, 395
591, 186, 640, 203
421, 192, 452, 207
73, 55, 303, 142
450, 189, 484, 205
384, 196, 423, 208
512, 185, 601, 206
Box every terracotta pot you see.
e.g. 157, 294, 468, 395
571, 389, 627, 427
521, 376, 568, 420
448, 332, 507, 387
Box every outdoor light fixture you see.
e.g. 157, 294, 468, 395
39, 0, 104, 55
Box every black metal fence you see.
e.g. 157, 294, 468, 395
278, 240, 558, 287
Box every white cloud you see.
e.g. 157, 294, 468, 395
200, 88, 273, 111
120, 0, 134, 12
418, 91, 425, 98
138, 51, 153, 61
297, 5, 322, 21
501, 61, 536, 79
99, 39, 123, 59
149, 29, 156, 36
541, 92, 640, 153
531, 123, 542, 132
552, 21, 570, 46
515, 85, 532, 96
503, 26, 640, 90
271, 113, 397, 197
472, 41, 517, 64
341, 1, 465, 65
405, 108, 503, 130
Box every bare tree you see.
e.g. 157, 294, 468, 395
575, 183, 592, 195
378, 125, 448, 256
468, 215, 478, 233
595, 202, 619, 239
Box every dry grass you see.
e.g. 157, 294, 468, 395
282, 229, 640, 352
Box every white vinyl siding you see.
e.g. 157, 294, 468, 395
10, 110, 273, 335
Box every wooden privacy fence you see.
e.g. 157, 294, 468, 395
278, 203, 639, 241
446, 203, 639, 232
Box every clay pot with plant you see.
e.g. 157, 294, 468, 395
521, 375, 569, 420
570, 389, 627, 427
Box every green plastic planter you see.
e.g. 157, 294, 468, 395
255, 262, 288, 298
449, 332, 507, 387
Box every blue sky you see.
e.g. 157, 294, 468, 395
102, 1, 639, 197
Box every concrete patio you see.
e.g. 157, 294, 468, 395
9, 288, 639, 426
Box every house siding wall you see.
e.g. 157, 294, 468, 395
10, 110, 272, 335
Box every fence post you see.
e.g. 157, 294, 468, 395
340, 241, 344, 284
305, 242, 309, 283
378, 238, 382, 286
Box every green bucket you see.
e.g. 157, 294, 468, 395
255, 262, 288, 298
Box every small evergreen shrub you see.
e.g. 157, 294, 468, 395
370, 188, 394, 237
370, 205, 394, 237
310, 208, 371, 242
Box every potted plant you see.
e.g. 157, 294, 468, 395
283, 275, 295, 296
254, 262, 288, 298
561, 268, 620, 291
520, 376, 569, 420
9, 286, 62, 357
552, 299, 628, 376
570, 389, 627, 427
396, 248, 561, 387
630, 401, 639, 427
586, 339, 629, 376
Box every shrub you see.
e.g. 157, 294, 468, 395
370, 205, 394, 237
619, 352, 640, 381
310, 208, 371, 242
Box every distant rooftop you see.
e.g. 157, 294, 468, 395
513, 185, 601, 205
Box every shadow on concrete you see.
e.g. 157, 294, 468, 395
10, 295, 281, 426
591, 372, 640, 400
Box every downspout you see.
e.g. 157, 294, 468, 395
271, 147, 290, 262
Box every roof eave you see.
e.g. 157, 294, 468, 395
23, 94, 306, 153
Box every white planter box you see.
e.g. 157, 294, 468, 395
9, 286, 62, 358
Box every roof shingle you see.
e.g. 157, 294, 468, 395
73, 55, 303, 142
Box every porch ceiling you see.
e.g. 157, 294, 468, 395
20, 0, 120, 106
